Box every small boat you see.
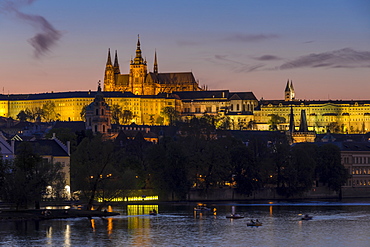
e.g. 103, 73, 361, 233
226, 214, 244, 219
194, 204, 211, 211
247, 221, 263, 227
301, 215, 313, 220
226, 206, 244, 219
149, 209, 157, 215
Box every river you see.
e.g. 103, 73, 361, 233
1, 200, 370, 246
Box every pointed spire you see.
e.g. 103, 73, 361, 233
106, 48, 112, 66
133, 34, 145, 65
153, 50, 158, 73
290, 80, 294, 91
289, 105, 295, 133
285, 79, 290, 92
299, 110, 308, 132
113, 50, 120, 74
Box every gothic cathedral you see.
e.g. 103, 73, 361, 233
103, 37, 203, 95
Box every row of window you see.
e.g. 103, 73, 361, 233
345, 180, 370, 187
343, 157, 370, 164
351, 166, 370, 174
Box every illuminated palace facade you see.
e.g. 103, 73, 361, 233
254, 81, 370, 134
2, 81, 370, 134
1, 36, 370, 134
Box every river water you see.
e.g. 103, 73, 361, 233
1, 200, 370, 247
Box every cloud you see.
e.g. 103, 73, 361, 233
1, 0, 62, 58
224, 33, 279, 42
253, 55, 281, 61
280, 48, 370, 69
208, 54, 265, 73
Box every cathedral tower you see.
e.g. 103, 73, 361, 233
129, 36, 148, 95
104, 49, 115, 91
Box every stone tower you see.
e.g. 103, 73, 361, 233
284, 80, 295, 101
129, 36, 148, 95
103, 49, 115, 91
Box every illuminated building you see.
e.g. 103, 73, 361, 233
85, 84, 111, 134
103, 36, 203, 95
253, 81, 370, 134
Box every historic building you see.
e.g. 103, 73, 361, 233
253, 81, 370, 134
103, 37, 203, 95
85, 84, 111, 134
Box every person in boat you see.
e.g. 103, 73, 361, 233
153, 209, 157, 214
256, 219, 260, 223
251, 219, 255, 224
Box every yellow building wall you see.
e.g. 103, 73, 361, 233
4, 95, 178, 126
254, 102, 370, 134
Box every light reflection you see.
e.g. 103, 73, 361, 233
46, 226, 52, 246
90, 219, 96, 232
64, 224, 70, 247
107, 218, 113, 235
127, 205, 158, 216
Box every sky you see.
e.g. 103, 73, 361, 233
0, 0, 369, 100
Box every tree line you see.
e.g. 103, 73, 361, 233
68, 116, 349, 204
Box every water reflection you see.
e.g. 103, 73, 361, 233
2, 202, 370, 246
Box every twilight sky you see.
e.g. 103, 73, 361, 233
1, 0, 369, 100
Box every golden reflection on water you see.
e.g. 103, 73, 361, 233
107, 218, 113, 235
126, 205, 159, 246
90, 219, 96, 232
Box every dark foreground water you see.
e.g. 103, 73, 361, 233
1, 200, 370, 247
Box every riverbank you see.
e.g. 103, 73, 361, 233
0, 208, 119, 221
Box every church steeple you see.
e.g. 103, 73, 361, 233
104, 48, 115, 91
132, 35, 146, 65
284, 80, 295, 101
113, 50, 120, 74
106, 48, 112, 66
153, 50, 158, 73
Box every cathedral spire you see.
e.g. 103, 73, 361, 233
113, 50, 120, 74
153, 50, 158, 73
106, 48, 112, 66
133, 35, 145, 65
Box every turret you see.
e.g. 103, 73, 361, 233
284, 80, 295, 101
113, 50, 120, 74
104, 49, 115, 91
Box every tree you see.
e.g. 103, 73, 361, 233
0, 142, 65, 209
71, 134, 124, 209
231, 141, 261, 196
161, 106, 179, 126
147, 139, 191, 200
80, 105, 88, 121
122, 110, 134, 124
268, 114, 286, 131
317, 144, 349, 191
111, 104, 123, 125
278, 143, 317, 197
42, 101, 60, 122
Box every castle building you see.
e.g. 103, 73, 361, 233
253, 81, 370, 134
103, 37, 203, 95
